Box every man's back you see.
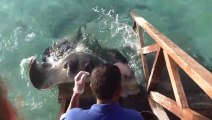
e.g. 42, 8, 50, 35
64, 103, 143, 120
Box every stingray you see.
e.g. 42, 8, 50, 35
29, 25, 140, 96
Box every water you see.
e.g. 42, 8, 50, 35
0, 0, 211, 119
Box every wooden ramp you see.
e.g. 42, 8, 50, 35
131, 11, 212, 120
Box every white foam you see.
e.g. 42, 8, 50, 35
75, 43, 86, 52
25, 32, 36, 42
93, 7, 138, 49
45, 54, 58, 64
93, 8, 144, 86
20, 56, 36, 79
21, 97, 43, 110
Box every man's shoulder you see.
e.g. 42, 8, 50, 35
64, 106, 144, 120
65, 108, 87, 119
64, 108, 101, 120
66, 108, 85, 115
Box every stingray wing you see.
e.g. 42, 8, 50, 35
29, 59, 71, 90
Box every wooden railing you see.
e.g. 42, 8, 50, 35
131, 11, 212, 120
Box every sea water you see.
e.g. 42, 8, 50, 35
0, 0, 211, 119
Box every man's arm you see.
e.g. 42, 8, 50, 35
66, 93, 80, 112
66, 71, 89, 112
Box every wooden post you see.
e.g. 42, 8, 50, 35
148, 97, 170, 120
147, 48, 165, 92
150, 91, 209, 120
136, 25, 150, 81
164, 51, 189, 108
138, 43, 160, 55
57, 99, 68, 120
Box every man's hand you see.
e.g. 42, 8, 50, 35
73, 71, 90, 94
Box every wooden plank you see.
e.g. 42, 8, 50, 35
138, 43, 160, 55
164, 51, 189, 108
137, 25, 150, 80
57, 99, 67, 120
150, 91, 210, 120
150, 91, 181, 117
147, 48, 165, 92
131, 12, 212, 99
148, 97, 170, 120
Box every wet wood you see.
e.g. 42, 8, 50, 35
148, 97, 169, 120
131, 11, 212, 99
147, 48, 165, 92
132, 11, 211, 119
150, 91, 210, 120
138, 43, 160, 55
58, 99, 67, 120
57, 83, 95, 119
164, 51, 189, 108
137, 25, 150, 81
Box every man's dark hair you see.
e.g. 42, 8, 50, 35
90, 64, 122, 100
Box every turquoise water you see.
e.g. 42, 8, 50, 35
0, 0, 211, 119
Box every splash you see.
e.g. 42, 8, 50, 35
20, 56, 36, 79
93, 7, 144, 84
74, 43, 86, 52
15, 96, 44, 110
25, 32, 36, 42
93, 7, 139, 49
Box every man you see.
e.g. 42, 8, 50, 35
0, 79, 20, 120
62, 64, 144, 120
